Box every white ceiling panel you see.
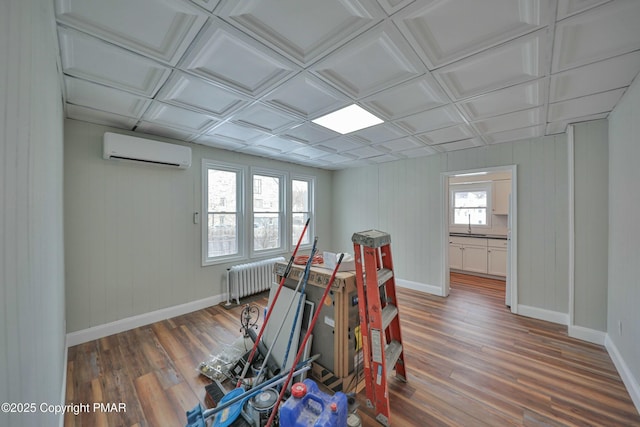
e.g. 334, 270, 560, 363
344, 145, 387, 159
556, 0, 612, 20
417, 124, 475, 145
203, 121, 269, 145
290, 145, 333, 159
549, 51, 640, 102
190, 0, 220, 12
261, 72, 350, 119
231, 102, 302, 133
66, 104, 138, 129
399, 145, 439, 158
360, 74, 449, 120
58, 28, 171, 97
142, 102, 217, 132
216, 0, 384, 65
394, 104, 466, 134
180, 18, 298, 97
349, 122, 408, 144
195, 134, 248, 151
457, 79, 547, 121
436, 138, 484, 152
55, 0, 207, 65
483, 124, 545, 144
65, 77, 151, 118
472, 106, 544, 134
395, 0, 550, 69
547, 88, 625, 122
134, 122, 198, 141
256, 136, 307, 153
278, 123, 338, 144
311, 21, 426, 98
316, 137, 364, 153
434, 29, 548, 100
552, 0, 640, 72
375, 137, 425, 153
54, 0, 640, 169
157, 72, 251, 117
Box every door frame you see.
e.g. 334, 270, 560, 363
441, 165, 518, 312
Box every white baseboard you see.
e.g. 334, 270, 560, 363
517, 305, 569, 325
66, 294, 225, 346
568, 325, 606, 345
396, 278, 444, 296
605, 334, 640, 414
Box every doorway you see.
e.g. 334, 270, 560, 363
441, 165, 517, 313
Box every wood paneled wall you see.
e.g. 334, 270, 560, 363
332, 135, 570, 315
64, 120, 334, 335
0, 1, 66, 426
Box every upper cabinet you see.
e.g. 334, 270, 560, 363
492, 179, 510, 215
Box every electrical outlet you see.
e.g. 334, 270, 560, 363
618, 320, 623, 336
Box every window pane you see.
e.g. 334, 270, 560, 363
253, 175, 280, 213
454, 190, 487, 208
292, 180, 309, 211
254, 213, 280, 250
454, 208, 487, 225
208, 170, 236, 212
292, 213, 309, 245
208, 213, 238, 257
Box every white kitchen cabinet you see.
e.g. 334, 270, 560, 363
449, 242, 463, 270
492, 180, 510, 215
449, 236, 487, 274
487, 239, 507, 277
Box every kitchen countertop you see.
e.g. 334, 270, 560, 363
449, 232, 508, 240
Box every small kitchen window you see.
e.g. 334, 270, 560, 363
450, 183, 491, 228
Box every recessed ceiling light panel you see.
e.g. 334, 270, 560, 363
312, 104, 383, 134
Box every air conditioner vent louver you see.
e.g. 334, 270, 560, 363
102, 132, 191, 169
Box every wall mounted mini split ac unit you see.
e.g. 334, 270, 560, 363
103, 132, 192, 169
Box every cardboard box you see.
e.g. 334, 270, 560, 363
311, 362, 366, 394
275, 262, 361, 377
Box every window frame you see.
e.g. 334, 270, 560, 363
202, 159, 247, 266
449, 182, 492, 229
290, 174, 315, 251
250, 167, 287, 258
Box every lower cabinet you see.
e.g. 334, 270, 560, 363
487, 240, 508, 276
449, 236, 507, 277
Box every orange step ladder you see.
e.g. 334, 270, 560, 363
352, 230, 406, 426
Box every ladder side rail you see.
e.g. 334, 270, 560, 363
353, 242, 376, 407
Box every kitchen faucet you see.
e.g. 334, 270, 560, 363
468, 213, 472, 234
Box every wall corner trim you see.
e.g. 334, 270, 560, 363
66, 294, 225, 347
568, 325, 606, 345
517, 305, 569, 325
605, 335, 640, 414
396, 278, 445, 297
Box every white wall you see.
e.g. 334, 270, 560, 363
607, 74, 640, 407
332, 136, 569, 315
0, 1, 66, 426
573, 120, 609, 333
64, 120, 333, 336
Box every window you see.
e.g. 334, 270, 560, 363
203, 161, 245, 264
451, 183, 491, 227
202, 160, 315, 264
291, 177, 313, 247
252, 170, 285, 254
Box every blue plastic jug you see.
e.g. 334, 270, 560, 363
279, 379, 347, 427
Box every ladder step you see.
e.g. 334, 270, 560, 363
385, 340, 403, 371
377, 268, 393, 286
381, 304, 398, 330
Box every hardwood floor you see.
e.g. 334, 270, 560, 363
65, 273, 640, 426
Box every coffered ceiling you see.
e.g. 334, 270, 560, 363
54, 0, 640, 169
